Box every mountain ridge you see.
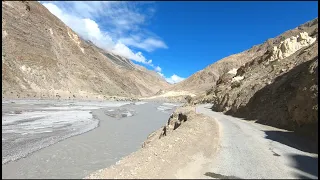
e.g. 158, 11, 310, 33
188, 17, 318, 140
171, 17, 318, 94
2, 1, 170, 100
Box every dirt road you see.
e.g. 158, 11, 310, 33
196, 104, 318, 179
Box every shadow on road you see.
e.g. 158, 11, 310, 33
264, 131, 318, 154
290, 154, 318, 178
265, 131, 318, 178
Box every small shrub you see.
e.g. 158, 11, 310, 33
185, 95, 192, 104
280, 36, 286, 41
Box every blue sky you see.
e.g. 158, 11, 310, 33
41, 1, 318, 83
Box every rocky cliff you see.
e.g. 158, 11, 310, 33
2, 1, 170, 100
172, 18, 318, 95
191, 18, 318, 140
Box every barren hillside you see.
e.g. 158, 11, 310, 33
2, 1, 170, 100
191, 18, 318, 140
172, 18, 318, 94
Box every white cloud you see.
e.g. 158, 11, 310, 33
165, 74, 185, 84
154, 66, 162, 72
41, 1, 166, 66
156, 71, 184, 84
157, 72, 165, 77
112, 43, 152, 64
119, 37, 168, 52
83, 18, 101, 39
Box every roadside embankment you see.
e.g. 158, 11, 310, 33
86, 106, 220, 179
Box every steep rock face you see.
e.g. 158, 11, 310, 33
2, 1, 170, 100
268, 32, 316, 62
172, 18, 318, 95
196, 18, 318, 140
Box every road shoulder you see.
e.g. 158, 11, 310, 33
85, 106, 220, 179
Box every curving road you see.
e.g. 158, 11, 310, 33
196, 104, 318, 179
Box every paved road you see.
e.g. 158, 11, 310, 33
196, 104, 318, 179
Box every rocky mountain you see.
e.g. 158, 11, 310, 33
172, 18, 318, 95
2, 1, 170, 100
190, 18, 318, 140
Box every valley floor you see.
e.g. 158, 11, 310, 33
2, 100, 179, 179
87, 104, 318, 179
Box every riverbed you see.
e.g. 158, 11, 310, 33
2, 99, 180, 179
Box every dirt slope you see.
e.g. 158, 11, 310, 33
2, 1, 170, 100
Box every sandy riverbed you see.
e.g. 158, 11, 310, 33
2, 99, 180, 179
